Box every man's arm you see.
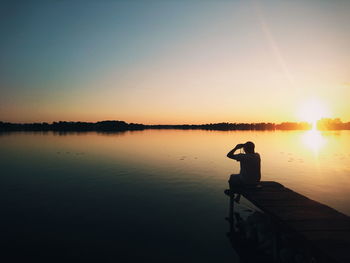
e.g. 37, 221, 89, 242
227, 144, 244, 160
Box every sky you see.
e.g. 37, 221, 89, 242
1, 0, 349, 124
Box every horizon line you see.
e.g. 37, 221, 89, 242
0, 117, 347, 126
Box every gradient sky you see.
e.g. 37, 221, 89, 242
1, 0, 349, 124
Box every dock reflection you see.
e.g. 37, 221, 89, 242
225, 189, 274, 263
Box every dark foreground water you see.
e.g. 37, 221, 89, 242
1, 130, 349, 262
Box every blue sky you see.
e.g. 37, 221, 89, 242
1, 0, 349, 123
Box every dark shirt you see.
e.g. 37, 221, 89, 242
231, 153, 261, 183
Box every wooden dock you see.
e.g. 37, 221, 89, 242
225, 181, 350, 263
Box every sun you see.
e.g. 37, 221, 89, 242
297, 99, 331, 128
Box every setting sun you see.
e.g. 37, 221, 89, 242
297, 99, 331, 128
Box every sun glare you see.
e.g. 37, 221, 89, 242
301, 129, 327, 153
297, 99, 330, 129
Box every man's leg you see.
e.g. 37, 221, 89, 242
228, 174, 242, 203
229, 174, 242, 189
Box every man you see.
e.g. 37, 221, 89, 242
227, 141, 261, 188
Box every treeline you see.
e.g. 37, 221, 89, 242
317, 118, 350, 130
0, 120, 315, 132
149, 122, 311, 130
0, 121, 145, 132
1, 119, 349, 132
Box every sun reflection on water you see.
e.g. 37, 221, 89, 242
301, 129, 327, 153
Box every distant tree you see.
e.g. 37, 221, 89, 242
275, 122, 311, 130
317, 118, 347, 130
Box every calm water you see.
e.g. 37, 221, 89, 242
1, 130, 350, 262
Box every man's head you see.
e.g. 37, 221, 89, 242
243, 141, 255, 153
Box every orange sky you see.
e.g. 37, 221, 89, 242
1, 1, 349, 124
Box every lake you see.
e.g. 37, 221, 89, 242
1, 130, 349, 262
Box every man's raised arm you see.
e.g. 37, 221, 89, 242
227, 144, 244, 159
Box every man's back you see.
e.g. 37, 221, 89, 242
233, 152, 261, 184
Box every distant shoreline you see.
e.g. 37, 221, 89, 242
1, 118, 349, 131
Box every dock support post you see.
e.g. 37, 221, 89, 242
229, 191, 234, 233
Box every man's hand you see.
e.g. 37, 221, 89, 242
235, 143, 244, 150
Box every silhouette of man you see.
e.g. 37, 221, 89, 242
227, 141, 261, 188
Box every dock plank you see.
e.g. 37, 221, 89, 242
286, 219, 350, 231
227, 181, 350, 263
